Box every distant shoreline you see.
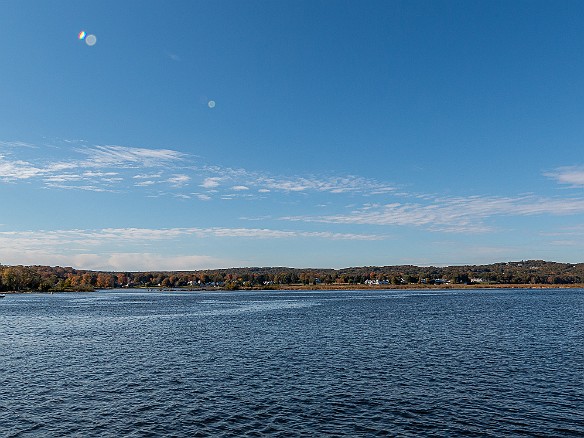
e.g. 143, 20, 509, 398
2, 283, 584, 295
2, 261, 584, 294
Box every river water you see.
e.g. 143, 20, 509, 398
1, 288, 582, 437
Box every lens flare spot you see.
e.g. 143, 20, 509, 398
85, 34, 97, 46
208, 100, 216, 108
78, 31, 87, 40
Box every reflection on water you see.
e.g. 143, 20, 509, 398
1, 288, 583, 437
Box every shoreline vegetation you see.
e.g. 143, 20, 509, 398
2, 284, 583, 295
2, 260, 584, 294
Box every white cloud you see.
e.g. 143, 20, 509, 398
1, 140, 399, 200
0, 248, 227, 271
256, 175, 395, 194
7, 140, 584, 233
201, 177, 221, 188
283, 195, 584, 233
0, 155, 43, 180
0, 226, 386, 269
83, 171, 119, 178
44, 174, 83, 183
45, 162, 78, 172
79, 145, 184, 168
134, 172, 162, 179
540, 224, 584, 248
541, 224, 584, 237
197, 227, 385, 240
42, 183, 113, 192
0, 142, 191, 192
548, 240, 580, 246
0, 226, 385, 249
545, 166, 584, 187
105, 253, 225, 271
41, 170, 123, 187
167, 174, 190, 187
0, 141, 37, 149
201, 165, 395, 195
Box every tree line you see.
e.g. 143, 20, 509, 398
2, 260, 584, 292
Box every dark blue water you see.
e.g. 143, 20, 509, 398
1, 288, 582, 437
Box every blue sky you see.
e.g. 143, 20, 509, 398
2, 0, 584, 271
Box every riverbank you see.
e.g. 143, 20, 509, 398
219, 283, 584, 291
2, 282, 584, 294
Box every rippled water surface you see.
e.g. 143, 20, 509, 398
1, 288, 583, 437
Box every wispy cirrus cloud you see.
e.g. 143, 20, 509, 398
259, 175, 395, 194
43, 170, 123, 191
0, 156, 43, 180
282, 195, 584, 233
0, 226, 385, 250
43, 171, 121, 184
0, 142, 186, 191
203, 165, 395, 195
9, 139, 582, 227
1, 140, 399, 199
541, 224, 584, 237
545, 166, 584, 187
167, 174, 190, 187
0, 144, 182, 179
0, 226, 386, 270
539, 224, 584, 247
134, 172, 163, 179
78, 145, 184, 168
0, 141, 37, 149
